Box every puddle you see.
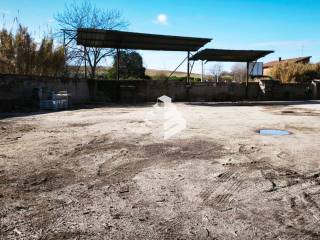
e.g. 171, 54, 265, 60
258, 129, 291, 136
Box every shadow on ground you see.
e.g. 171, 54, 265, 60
186, 100, 320, 108
0, 103, 155, 120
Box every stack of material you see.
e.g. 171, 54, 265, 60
52, 91, 71, 109
39, 90, 71, 110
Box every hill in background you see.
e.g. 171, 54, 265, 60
68, 66, 210, 79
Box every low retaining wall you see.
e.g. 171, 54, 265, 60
0, 74, 90, 111
259, 80, 315, 100
0, 74, 319, 111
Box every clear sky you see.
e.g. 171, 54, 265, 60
1, 0, 319, 73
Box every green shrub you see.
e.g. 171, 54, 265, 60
107, 50, 147, 80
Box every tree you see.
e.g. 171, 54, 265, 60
220, 71, 233, 82
35, 38, 65, 76
108, 50, 147, 79
210, 63, 223, 82
0, 25, 65, 76
0, 29, 15, 73
15, 26, 37, 74
55, 1, 128, 78
231, 63, 246, 82
270, 62, 320, 83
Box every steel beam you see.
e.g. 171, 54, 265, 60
84, 46, 87, 79
246, 61, 249, 98
116, 48, 120, 81
187, 51, 190, 84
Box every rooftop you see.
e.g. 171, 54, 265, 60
264, 56, 312, 68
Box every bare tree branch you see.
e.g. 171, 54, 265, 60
210, 63, 223, 83
55, 1, 129, 78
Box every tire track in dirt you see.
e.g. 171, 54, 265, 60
201, 164, 253, 210
200, 150, 320, 238
204, 145, 265, 210
200, 145, 306, 235
200, 142, 267, 210
231, 162, 320, 238
295, 192, 320, 235
282, 191, 320, 238
199, 168, 237, 206
215, 176, 244, 206
251, 160, 320, 237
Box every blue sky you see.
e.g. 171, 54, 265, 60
1, 0, 319, 73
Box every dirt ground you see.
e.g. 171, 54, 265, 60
1, 101, 320, 239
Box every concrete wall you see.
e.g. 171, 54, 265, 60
94, 81, 255, 102
312, 80, 320, 99
1, 74, 319, 111
0, 74, 90, 111
273, 83, 313, 100
95, 80, 319, 102
187, 82, 247, 101
259, 80, 315, 100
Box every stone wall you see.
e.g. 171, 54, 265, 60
1, 74, 319, 112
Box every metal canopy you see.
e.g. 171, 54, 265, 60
190, 49, 274, 62
77, 28, 212, 52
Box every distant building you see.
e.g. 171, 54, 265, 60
263, 56, 312, 75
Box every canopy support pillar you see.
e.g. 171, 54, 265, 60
63, 31, 67, 76
246, 61, 249, 98
187, 51, 190, 84
201, 61, 204, 82
116, 48, 120, 81
84, 46, 87, 80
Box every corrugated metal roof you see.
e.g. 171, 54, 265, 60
190, 49, 274, 62
77, 28, 212, 52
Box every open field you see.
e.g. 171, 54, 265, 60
1, 102, 320, 239
69, 67, 205, 79
145, 69, 208, 79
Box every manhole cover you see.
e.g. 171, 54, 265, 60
258, 129, 291, 135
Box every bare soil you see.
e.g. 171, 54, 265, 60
1, 102, 320, 239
